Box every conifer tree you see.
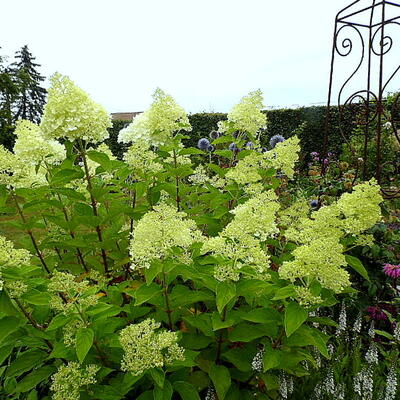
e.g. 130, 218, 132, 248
0, 47, 19, 149
10, 45, 46, 123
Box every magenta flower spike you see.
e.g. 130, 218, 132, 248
383, 263, 400, 279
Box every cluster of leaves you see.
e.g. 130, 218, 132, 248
0, 79, 395, 400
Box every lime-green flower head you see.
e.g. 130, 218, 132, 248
265, 135, 301, 179
130, 203, 203, 270
337, 179, 383, 235
119, 319, 184, 376
14, 119, 66, 165
218, 89, 267, 138
0, 235, 31, 268
40, 73, 111, 144
0, 145, 46, 188
50, 362, 99, 400
118, 88, 191, 146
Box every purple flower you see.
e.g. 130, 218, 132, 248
207, 144, 214, 152
310, 199, 319, 208
229, 142, 238, 151
269, 135, 285, 148
198, 138, 210, 150
209, 131, 220, 140
245, 141, 254, 149
310, 152, 319, 157
383, 263, 400, 279
367, 306, 387, 320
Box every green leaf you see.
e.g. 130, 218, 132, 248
76, 328, 94, 363
0, 316, 22, 343
6, 350, 47, 378
241, 308, 282, 325
211, 312, 236, 331
15, 365, 56, 393
21, 291, 52, 306
154, 380, 173, 400
228, 323, 278, 342
216, 281, 236, 314
133, 283, 163, 306
284, 302, 308, 337
46, 314, 74, 331
0, 344, 14, 365
87, 150, 110, 168
345, 255, 370, 281
209, 364, 231, 400
263, 346, 281, 372
149, 368, 165, 388
272, 285, 296, 300
173, 381, 201, 400
179, 148, 205, 155
51, 168, 84, 185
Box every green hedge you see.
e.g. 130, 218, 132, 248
107, 105, 356, 163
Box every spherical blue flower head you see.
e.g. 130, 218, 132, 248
207, 145, 214, 152
198, 138, 210, 150
310, 199, 319, 208
269, 134, 285, 148
229, 142, 238, 151
209, 131, 220, 140
246, 141, 255, 149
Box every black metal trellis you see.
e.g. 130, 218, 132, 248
324, 0, 400, 196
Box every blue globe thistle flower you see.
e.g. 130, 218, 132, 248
310, 199, 319, 208
246, 141, 255, 149
198, 138, 210, 150
209, 131, 220, 140
207, 145, 214, 152
229, 142, 238, 151
269, 134, 285, 148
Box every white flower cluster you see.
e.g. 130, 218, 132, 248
130, 203, 203, 270
50, 362, 99, 400
118, 88, 191, 146
217, 89, 266, 137
41, 73, 111, 144
119, 319, 185, 376
13, 119, 66, 165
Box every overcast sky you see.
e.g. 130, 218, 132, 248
1, 0, 392, 114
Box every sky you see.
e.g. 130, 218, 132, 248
1, 0, 397, 114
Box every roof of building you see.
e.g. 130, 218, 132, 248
111, 112, 142, 121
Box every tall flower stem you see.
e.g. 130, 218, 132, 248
77, 141, 109, 275
12, 192, 50, 274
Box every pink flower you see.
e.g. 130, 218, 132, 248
367, 306, 387, 320
383, 263, 400, 279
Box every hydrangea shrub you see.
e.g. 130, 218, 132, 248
0, 76, 388, 400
